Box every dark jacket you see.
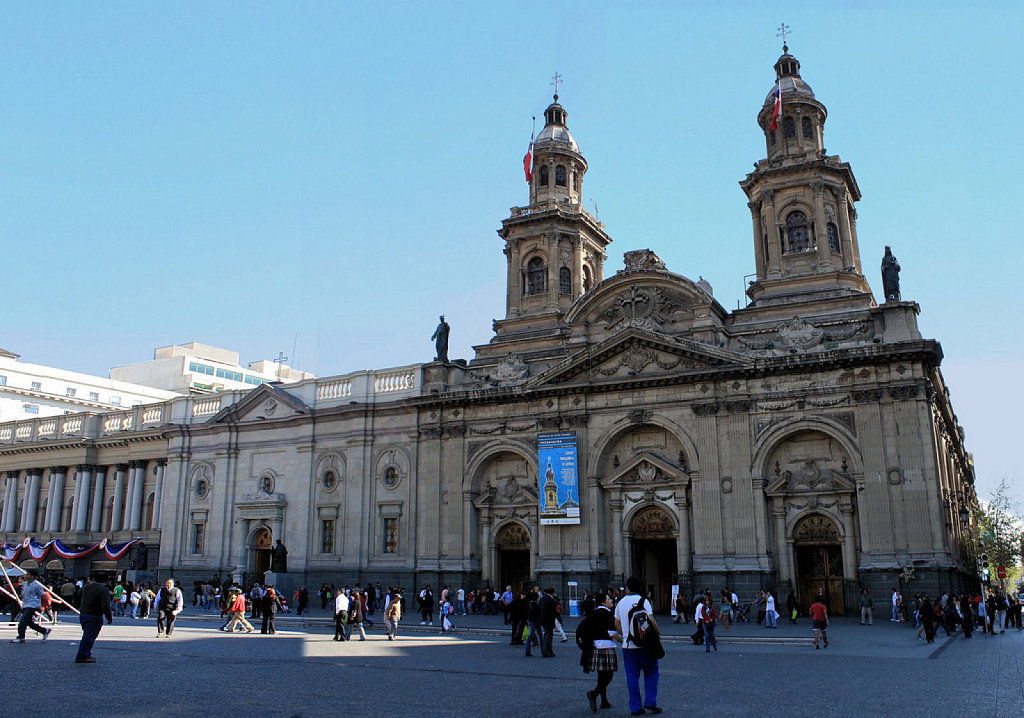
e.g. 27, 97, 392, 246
80, 582, 113, 622
538, 593, 557, 627
261, 589, 284, 615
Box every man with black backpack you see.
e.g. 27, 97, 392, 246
614, 576, 663, 715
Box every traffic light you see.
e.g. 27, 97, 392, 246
981, 553, 990, 570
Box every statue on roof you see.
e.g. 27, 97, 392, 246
881, 246, 901, 302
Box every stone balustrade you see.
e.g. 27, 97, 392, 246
0, 362, 428, 446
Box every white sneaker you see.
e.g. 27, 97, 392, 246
10, 637, 25, 643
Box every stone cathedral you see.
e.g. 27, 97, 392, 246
0, 47, 977, 614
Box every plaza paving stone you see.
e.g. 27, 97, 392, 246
4, 608, 1022, 717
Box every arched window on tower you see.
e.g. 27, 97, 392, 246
555, 165, 567, 186
582, 265, 593, 293
802, 117, 813, 140
539, 166, 549, 187
827, 222, 840, 253
573, 172, 579, 193
786, 211, 810, 253
783, 116, 796, 139
559, 267, 571, 294
525, 257, 546, 295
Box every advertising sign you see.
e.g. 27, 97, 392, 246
537, 431, 581, 525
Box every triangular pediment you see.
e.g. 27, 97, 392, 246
207, 383, 309, 424
599, 451, 688, 489
765, 460, 856, 496
527, 327, 751, 387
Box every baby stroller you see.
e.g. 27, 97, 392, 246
732, 602, 751, 623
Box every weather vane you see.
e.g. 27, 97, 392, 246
551, 71, 563, 98
777, 22, 791, 49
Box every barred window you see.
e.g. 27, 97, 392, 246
827, 222, 840, 253
559, 267, 571, 294
383, 518, 398, 554
786, 211, 810, 253
526, 257, 546, 295
783, 116, 796, 139
802, 116, 813, 140
321, 519, 335, 553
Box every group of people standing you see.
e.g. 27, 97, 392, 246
333, 585, 403, 641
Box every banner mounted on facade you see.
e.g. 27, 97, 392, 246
537, 431, 581, 525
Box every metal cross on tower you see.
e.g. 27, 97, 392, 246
550, 71, 563, 98
273, 351, 288, 380
777, 22, 791, 49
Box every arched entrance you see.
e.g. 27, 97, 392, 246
249, 526, 274, 579
629, 507, 677, 613
793, 514, 845, 615
495, 522, 531, 593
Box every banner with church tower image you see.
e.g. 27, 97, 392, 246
537, 432, 581, 525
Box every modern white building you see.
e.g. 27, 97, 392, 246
110, 342, 314, 394
0, 347, 179, 423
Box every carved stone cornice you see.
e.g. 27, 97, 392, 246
692, 402, 719, 417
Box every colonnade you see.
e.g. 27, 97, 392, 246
0, 459, 165, 536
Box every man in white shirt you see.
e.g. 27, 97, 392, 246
613, 576, 662, 715
334, 590, 350, 641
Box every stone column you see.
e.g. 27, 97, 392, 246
89, 466, 106, 532
7, 472, 20, 533
573, 236, 584, 298
152, 460, 166, 530
748, 201, 765, 279
761, 190, 782, 277
609, 498, 624, 582
74, 465, 93, 532
129, 461, 147, 531
836, 189, 855, 268
675, 494, 692, 574
22, 470, 41, 533
840, 505, 858, 580
48, 467, 66, 531
111, 465, 127, 533
811, 182, 832, 271
508, 241, 521, 317
121, 463, 137, 531
546, 233, 559, 310
773, 504, 792, 586
479, 510, 492, 585
1, 473, 14, 532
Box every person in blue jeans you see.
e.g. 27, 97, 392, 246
75, 574, 113, 663
701, 596, 719, 651
614, 576, 662, 715
524, 589, 542, 656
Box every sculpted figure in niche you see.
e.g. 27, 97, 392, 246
881, 246, 901, 302
271, 539, 288, 573
431, 315, 450, 363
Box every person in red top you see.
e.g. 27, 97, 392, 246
809, 594, 829, 649
223, 588, 255, 633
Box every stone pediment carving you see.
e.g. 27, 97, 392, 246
473, 476, 538, 509
599, 452, 688, 490
491, 352, 530, 385
765, 459, 855, 497
598, 284, 690, 333
528, 327, 751, 387
207, 384, 309, 424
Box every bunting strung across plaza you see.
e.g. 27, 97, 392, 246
0, 536, 141, 562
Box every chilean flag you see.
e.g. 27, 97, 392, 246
769, 79, 782, 131
523, 131, 534, 183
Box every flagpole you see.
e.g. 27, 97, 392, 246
0, 559, 23, 608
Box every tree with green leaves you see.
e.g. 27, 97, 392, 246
975, 479, 1024, 586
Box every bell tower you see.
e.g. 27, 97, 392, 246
492, 90, 612, 347
739, 45, 872, 306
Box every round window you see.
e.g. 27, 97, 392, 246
322, 470, 337, 490
194, 479, 209, 499
383, 467, 399, 488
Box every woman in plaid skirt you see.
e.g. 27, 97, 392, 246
580, 591, 620, 712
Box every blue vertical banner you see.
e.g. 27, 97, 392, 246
537, 431, 580, 525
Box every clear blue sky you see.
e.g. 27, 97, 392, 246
2, 3, 1020, 507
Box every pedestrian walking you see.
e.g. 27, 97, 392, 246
699, 595, 718, 652
9, 569, 51, 643
74, 574, 113, 663
579, 590, 619, 713
385, 590, 402, 640
615, 576, 662, 715
261, 586, 284, 634
333, 590, 350, 641
860, 589, 873, 625
810, 594, 829, 649
223, 588, 255, 633
154, 578, 183, 638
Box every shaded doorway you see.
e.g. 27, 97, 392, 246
250, 527, 273, 579
630, 507, 678, 613
495, 522, 531, 593
793, 514, 845, 615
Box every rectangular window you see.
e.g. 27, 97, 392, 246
110, 396, 121, 406
215, 368, 243, 382
0, 375, 6, 385
66, 387, 76, 397
189, 362, 214, 376
24, 404, 39, 414
321, 519, 335, 553
383, 517, 398, 554
192, 523, 205, 554
88, 392, 99, 401
31, 381, 41, 391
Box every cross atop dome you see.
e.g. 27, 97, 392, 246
550, 71, 563, 101
776, 22, 791, 53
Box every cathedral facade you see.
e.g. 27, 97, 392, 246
0, 48, 977, 614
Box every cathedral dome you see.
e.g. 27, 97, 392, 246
764, 47, 815, 106
534, 96, 580, 152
